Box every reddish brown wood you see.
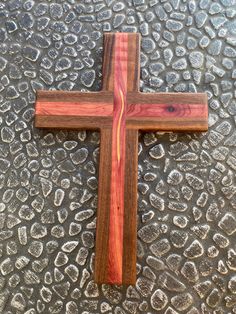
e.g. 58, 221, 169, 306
126, 102, 208, 131
102, 33, 115, 92
127, 33, 140, 92
127, 91, 208, 104
36, 102, 113, 116
36, 90, 113, 102
107, 33, 128, 284
35, 91, 113, 129
35, 115, 112, 130
121, 35, 139, 284
35, 32, 208, 285
123, 129, 138, 284
95, 128, 112, 283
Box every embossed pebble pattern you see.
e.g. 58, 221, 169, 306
0, 0, 236, 312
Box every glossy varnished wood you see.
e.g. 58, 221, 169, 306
35, 32, 208, 285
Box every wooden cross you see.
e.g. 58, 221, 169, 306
35, 33, 208, 285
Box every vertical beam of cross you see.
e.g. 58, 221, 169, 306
95, 33, 140, 284
107, 34, 127, 283
123, 35, 140, 284
35, 33, 208, 285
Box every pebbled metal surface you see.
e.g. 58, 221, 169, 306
0, 0, 236, 313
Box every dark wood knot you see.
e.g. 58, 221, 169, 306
167, 105, 175, 113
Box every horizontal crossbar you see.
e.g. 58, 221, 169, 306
35, 91, 208, 132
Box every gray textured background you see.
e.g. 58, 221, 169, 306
0, 0, 236, 313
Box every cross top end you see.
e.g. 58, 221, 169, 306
35, 32, 208, 285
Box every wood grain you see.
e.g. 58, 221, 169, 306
127, 118, 208, 132
126, 103, 208, 131
102, 33, 115, 92
126, 92, 208, 131
127, 91, 208, 104
122, 129, 138, 285
35, 32, 209, 286
94, 128, 112, 283
35, 91, 113, 129
107, 33, 128, 284
35, 115, 112, 130
127, 33, 140, 92
127, 103, 207, 118
36, 90, 113, 102
36, 102, 113, 117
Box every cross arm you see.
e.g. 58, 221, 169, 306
127, 92, 208, 132
35, 90, 113, 130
